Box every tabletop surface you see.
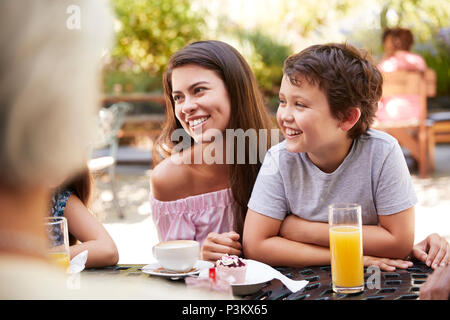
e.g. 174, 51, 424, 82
82, 261, 433, 300
243, 262, 432, 300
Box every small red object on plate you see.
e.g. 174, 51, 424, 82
209, 267, 216, 283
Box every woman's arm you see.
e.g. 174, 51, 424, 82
64, 195, 119, 268
280, 207, 415, 259
243, 209, 331, 267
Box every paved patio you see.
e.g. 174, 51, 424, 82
93, 144, 450, 264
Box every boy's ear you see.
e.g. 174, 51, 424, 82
339, 107, 361, 132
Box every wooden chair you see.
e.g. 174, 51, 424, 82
373, 69, 436, 178
88, 102, 131, 219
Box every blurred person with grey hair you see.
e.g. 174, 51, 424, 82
0, 0, 113, 299
0, 0, 228, 300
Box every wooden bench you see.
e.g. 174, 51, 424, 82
102, 93, 165, 104
428, 112, 450, 144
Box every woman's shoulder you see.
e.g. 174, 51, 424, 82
150, 156, 194, 201
51, 189, 73, 217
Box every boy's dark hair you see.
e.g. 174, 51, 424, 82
382, 28, 414, 51
283, 43, 383, 139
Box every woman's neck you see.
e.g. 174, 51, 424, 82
189, 140, 229, 166
177, 142, 229, 191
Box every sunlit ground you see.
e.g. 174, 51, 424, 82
94, 144, 450, 265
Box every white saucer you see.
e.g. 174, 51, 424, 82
142, 260, 214, 278
230, 260, 274, 295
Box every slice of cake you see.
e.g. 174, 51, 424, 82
215, 254, 247, 284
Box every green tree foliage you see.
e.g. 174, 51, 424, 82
234, 29, 292, 97
419, 34, 450, 95
379, 0, 449, 40
104, 0, 206, 93
103, 0, 449, 96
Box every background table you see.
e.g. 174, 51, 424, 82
82, 261, 432, 300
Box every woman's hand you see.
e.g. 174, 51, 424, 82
363, 255, 413, 272
410, 233, 449, 269
200, 231, 242, 263
419, 265, 450, 300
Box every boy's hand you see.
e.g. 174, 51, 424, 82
200, 231, 242, 263
364, 255, 413, 272
410, 233, 449, 269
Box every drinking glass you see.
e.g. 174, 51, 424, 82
328, 203, 364, 294
45, 216, 70, 271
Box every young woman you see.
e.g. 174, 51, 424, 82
52, 169, 119, 268
150, 40, 276, 262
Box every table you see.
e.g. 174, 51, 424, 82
245, 261, 433, 300
83, 261, 433, 300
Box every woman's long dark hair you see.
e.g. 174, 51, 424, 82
153, 40, 276, 237
60, 167, 93, 245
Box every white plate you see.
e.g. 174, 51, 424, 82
142, 260, 214, 279
231, 260, 275, 296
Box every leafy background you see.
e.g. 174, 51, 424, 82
103, 0, 450, 113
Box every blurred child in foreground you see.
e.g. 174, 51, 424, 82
51, 168, 118, 268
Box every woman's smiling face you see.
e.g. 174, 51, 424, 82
171, 64, 231, 143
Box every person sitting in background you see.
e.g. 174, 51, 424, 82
51, 169, 119, 268
375, 28, 428, 126
378, 27, 427, 73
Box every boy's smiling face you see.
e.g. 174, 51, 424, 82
277, 75, 351, 166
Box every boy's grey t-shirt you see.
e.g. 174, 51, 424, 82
248, 129, 417, 225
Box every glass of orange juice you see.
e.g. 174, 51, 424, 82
328, 203, 364, 294
45, 217, 70, 271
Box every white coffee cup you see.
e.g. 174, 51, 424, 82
152, 240, 200, 272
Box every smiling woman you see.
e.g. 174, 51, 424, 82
171, 65, 231, 143
150, 40, 276, 263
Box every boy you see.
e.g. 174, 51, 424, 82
243, 43, 416, 267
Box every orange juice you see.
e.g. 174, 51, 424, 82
49, 252, 70, 270
329, 226, 364, 292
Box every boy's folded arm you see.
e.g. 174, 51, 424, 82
243, 209, 330, 267
362, 206, 415, 259
279, 207, 415, 260
279, 214, 330, 246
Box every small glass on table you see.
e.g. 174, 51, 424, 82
45, 216, 70, 271
328, 203, 364, 294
